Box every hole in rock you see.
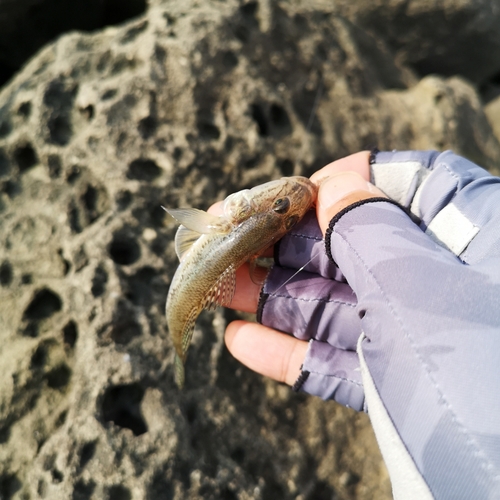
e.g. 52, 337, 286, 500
18, 102, 31, 118
127, 158, 162, 182
22, 322, 39, 338
79, 441, 97, 469
1, 179, 20, 197
197, 121, 220, 140
0, 149, 11, 177
222, 50, 238, 69
51, 469, 63, 484
31, 343, 47, 368
109, 233, 141, 265
126, 266, 158, 307
0, 473, 22, 500
0, 119, 11, 138
221, 487, 238, 500
82, 184, 107, 223
21, 273, 32, 284
80, 105, 94, 120
240, 1, 258, 17
68, 202, 82, 233
66, 164, 81, 184
278, 158, 294, 176
37, 479, 47, 497
108, 484, 132, 500
14, 143, 38, 172
55, 409, 67, 428
109, 303, 142, 345
63, 321, 78, 348
115, 190, 132, 212
102, 383, 147, 436
23, 288, 62, 321
0, 260, 13, 286
72, 479, 96, 500
250, 104, 268, 136
138, 116, 157, 139
45, 364, 71, 389
47, 154, 62, 178
48, 115, 72, 145
91, 265, 108, 297
230, 447, 245, 464
269, 104, 291, 135
102, 89, 117, 100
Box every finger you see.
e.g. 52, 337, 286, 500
259, 266, 360, 350
310, 150, 370, 185
225, 320, 309, 386
275, 210, 344, 281
227, 263, 261, 313
207, 200, 224, 216
316, 172, 387, 235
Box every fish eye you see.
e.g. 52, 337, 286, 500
286, 215, 299, 230
273, 197, 290, 214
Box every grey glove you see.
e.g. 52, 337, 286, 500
259, 150, 500, 499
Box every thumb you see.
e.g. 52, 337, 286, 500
316, 172, 387, 235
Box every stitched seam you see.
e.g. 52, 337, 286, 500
332, 224, 499, 480
289, 233, 322, 242
267, 292, 356, 307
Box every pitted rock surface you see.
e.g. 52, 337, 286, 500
1, 1, 500, 499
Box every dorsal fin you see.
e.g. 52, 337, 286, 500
174, 225, 201, 261
165, 207, 231, 234
202, 264, 236, 311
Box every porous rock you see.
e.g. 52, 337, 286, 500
335, 0, 500, 86
0, 1, 499, 499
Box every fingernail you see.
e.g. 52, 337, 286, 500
318, 172, 384, 208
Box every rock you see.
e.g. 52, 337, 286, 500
0, 1, 499, 499
485, 94, 500, 143
335, 0, 500, 85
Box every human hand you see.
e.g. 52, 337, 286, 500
215, 149, 500, 497
210, 151, 385, 409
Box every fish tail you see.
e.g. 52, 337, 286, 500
174, 353, 185, 389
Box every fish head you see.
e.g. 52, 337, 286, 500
223, 176, 318, 230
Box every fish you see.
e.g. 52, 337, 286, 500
165, 176, 318, 388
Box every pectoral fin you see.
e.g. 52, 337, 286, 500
249, 258, 271, 285
165, 207, 231, 234
174, 225, 201, 261
202, 264, 236, 311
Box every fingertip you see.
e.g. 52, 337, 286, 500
224, 321, 308, 386
316, 173, 387, 235
207, 200, 224, 215
310, 151, 371, 185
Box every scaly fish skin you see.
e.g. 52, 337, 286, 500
165, 176, 318, 387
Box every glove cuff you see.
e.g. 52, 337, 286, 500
325, 197, 404, 262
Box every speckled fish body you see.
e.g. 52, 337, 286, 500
165, 176, 318, 387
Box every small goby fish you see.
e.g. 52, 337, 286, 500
165, 176, 318, 388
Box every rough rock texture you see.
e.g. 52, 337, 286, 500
335, 0, 500, 86
0, 1, 500, 499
